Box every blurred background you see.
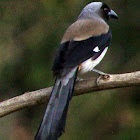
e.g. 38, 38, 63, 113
0, 0, 139, 140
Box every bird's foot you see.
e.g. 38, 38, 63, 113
92, 69, 110, 84
96, 74, 110, 84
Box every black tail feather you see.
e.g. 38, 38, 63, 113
58, 101, 69, 137
35, 68, 78, 140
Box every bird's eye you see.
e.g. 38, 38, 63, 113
103, 8, 109, 12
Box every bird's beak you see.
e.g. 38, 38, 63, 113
108, 10, 118, 19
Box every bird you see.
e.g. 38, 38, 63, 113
35, 2, 118, 140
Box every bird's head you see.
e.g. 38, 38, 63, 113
78, 2, 118, 22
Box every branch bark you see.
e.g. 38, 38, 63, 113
0, 71, 140, 118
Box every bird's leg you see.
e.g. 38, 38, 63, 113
92, 69, 108, 75
92, 69, 110, 84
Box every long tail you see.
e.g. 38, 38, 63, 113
35, 68, 78, 140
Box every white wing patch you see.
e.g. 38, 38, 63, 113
80, 47, 108, 73
93, 46, 100, 52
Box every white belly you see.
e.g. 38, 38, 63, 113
80, 47, 108, 73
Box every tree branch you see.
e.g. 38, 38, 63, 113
0, 71, 140, 118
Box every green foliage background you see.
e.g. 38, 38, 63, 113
0, 0, 139, 139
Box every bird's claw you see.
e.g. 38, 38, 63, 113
96, 73, 110, 85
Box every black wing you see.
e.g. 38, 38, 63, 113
52, 29, 112, 76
